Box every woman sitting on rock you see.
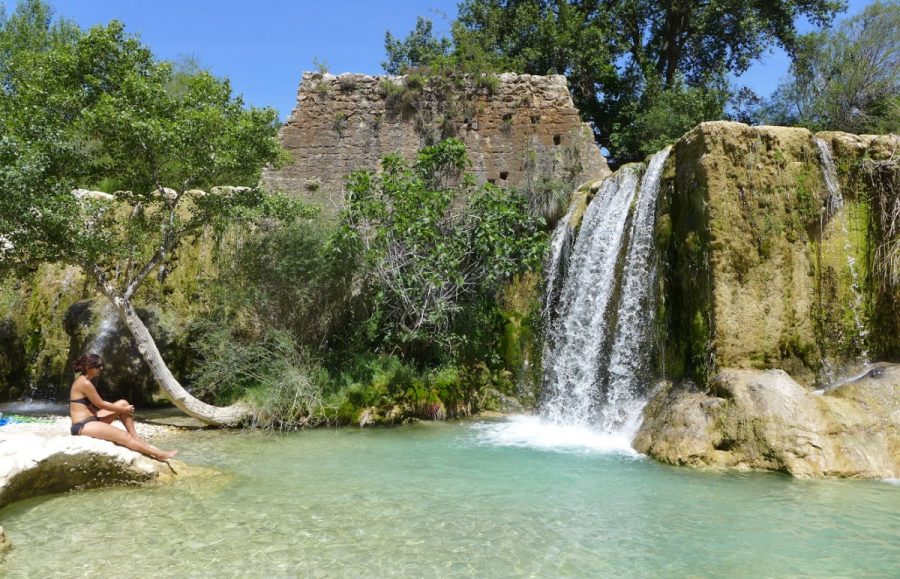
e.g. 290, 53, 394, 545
69, 353, 177, 461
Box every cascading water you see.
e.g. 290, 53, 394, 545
88, 304, 118, 356
815, 137, 869, 371
541, 166, 641, 426
601, 147, 671, 435
479, 151, 669, 453
542, 202, 577, 321
815, 137, 844, 218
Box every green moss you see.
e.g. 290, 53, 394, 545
17, 265, 90, 393
496, 272, 543, 405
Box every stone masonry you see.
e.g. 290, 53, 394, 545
261, 72, 609, 215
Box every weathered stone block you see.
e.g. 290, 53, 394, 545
262, 72, 610, 216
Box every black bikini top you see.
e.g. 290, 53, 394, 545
70, 397, 97, 409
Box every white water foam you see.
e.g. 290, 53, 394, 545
0, 400, 68, 415
471, 415, 641, 456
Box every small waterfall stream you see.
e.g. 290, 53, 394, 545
88, 304, 118, 356
814, 137, 869, 369
815, 137, 844, 218
601, 147, 671, 434
541, 166, 641, 426
542, 202, 577, 321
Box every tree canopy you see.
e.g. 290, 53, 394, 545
382, 16, 452, 75
0, 0, 288, 286
0, 0, 292, 425
384, 0, 848, 163
766, 0, 899, 133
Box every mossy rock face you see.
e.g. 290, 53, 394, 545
63, 299, 189, 406
498, 272, 543, 406
0, 318, 25, 401
818, 131, 900, 362
2, 228, 221, 402
659, 122, 896, 387
11, 265, 92, 399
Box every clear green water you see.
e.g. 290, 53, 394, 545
2, 418, 898, 577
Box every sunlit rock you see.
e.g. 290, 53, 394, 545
634, 365, 900, 479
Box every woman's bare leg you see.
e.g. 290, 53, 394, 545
98, 401, 141, 439
81, 421, 177, 461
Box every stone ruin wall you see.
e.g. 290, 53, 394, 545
262, 72, 610, 215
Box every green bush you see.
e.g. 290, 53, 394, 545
609, 77, 728, 162
214, 216, 358, 351
189, 325, 333, 430
340, 139, 546, 363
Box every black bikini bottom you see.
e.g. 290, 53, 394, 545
71, 416, 99, 436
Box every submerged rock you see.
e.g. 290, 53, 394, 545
634, 365, 900, 479
0, 525, 9, 557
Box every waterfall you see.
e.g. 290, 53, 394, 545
814, 137, 869, 369
601, 147, 671, 434
542, 202, 577, 321
815, 137, 843, 218
541, 166, 641, 425
88, 304, 118, 356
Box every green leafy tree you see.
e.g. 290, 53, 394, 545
393, 0, 845, 162
340, 138, 546, 361
0, 1, 290, 425
610, 76, 731, 159
766, 0, 899, 133
382, 16, 452, 74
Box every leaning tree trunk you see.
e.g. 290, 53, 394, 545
106, 293, 250, 427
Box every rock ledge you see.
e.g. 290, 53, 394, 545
0, 427, 201, 511
634, 365, 900, 479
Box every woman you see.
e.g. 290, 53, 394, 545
69, 353, 177, 461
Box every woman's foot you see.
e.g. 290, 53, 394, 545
157, 449, 178, 461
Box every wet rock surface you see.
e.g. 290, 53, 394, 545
635, 364, 900, 479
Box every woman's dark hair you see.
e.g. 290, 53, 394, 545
73, 353, 103, 374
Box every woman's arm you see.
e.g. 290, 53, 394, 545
79, 379, 134, 414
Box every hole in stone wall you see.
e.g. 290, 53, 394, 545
502, 113, 513, 122
553, 134, 561, 146
500, 171, 509, 180
530, 115, 540, 124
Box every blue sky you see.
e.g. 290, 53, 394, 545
46, 0, 873, 120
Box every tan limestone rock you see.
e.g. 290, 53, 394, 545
634, 365, 900, 478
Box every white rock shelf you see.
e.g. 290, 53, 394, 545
0, 418, 183, 511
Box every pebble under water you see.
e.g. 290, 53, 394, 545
1, 419, 898, 577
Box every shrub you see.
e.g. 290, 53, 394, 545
340, 139, 547, 362
189, 326, 333, 430
214, 217, 358, 351
475, 73, 500, 95
338, 76, 358, 92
